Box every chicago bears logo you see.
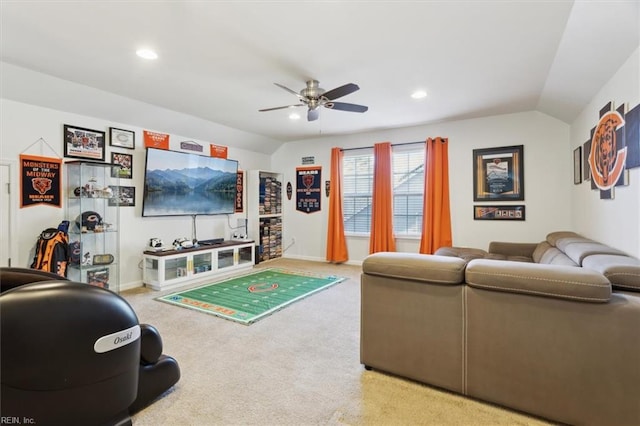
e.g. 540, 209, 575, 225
589, 111, 627, 190
32, 177, 52, 195
248, 282, 279, 293
302, 173, 314, 189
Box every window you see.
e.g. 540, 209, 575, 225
343, 149, 373, 234
392, 145, 425, 236
342, 144, 425, 236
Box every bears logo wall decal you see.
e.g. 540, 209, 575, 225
589, 110, 627, 191
584, 101, 640, 200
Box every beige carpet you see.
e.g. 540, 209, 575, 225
123, 258, 555, 426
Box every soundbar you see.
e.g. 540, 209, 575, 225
198, 238, 224, 246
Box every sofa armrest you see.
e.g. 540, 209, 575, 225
362, 252, 466, 285
488, 242, 538, 258
466, 259, 611, 303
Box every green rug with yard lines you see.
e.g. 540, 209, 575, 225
156, 268, 346, 324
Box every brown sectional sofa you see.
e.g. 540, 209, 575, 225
360, 232, 640, 426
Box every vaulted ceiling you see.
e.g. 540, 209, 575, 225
1, 1, 638, 154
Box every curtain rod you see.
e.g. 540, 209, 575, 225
341, 141, 424, 152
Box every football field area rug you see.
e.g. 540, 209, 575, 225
156, 268, 346, 324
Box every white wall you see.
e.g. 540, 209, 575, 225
0, 99, 270, 289
273, 111, 572, 263
1, 63, 283, 155
570, 47, 640, 258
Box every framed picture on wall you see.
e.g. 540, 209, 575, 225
111, 152, 133, 179
473, 145, 524, 201
573, 146, 582, 184
473, 205, 525, 221
63, 124, 106, 161
109, 127, 135, 149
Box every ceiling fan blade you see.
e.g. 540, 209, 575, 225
307, 108, 320, 121
325, 102, 368, 113
274, 83, 304, 99
322, 83, 360, 100
259, 104, 304, 112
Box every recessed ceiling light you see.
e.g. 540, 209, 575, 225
136, 48, 158, 60
289, 113, 301, 120
411, 90, 427, 99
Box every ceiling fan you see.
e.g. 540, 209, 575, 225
259, 79, 368, 121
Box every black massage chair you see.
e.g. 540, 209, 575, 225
0, 267, 180, 426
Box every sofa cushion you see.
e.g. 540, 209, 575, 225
434, 247, 487, 262
531, 241, 552, 263
487, 241, 538, 259
554, 236, 592, 248
582, 254, 640, 291
363, 252, 466, 285
466, 259, 611, 303
484, 253, 533, 262
556, 238, 626, 265
546, 231, 581, 247
538, 247, 579, 267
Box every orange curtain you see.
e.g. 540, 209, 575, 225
420, 137, 452, 254
369, 142, 396, 254
326, 147, 349, 263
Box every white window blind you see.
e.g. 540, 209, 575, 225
342, 144, 425, 236
343, 149, 373, 234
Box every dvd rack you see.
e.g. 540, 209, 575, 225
258, 176, 282, 216
259, 216, 282, 261
248, 170, 283, 262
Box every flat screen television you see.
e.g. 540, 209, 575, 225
142, 147, 239, 217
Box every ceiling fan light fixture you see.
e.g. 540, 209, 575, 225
260, 80, 368, 121
411, 90, 427, 99
136, 48, 158, 60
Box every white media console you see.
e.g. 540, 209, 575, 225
142, 240, 255, 291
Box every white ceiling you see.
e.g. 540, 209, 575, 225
1, 1, 639, 153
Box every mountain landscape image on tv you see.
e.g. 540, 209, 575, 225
142, 148, 239, 217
